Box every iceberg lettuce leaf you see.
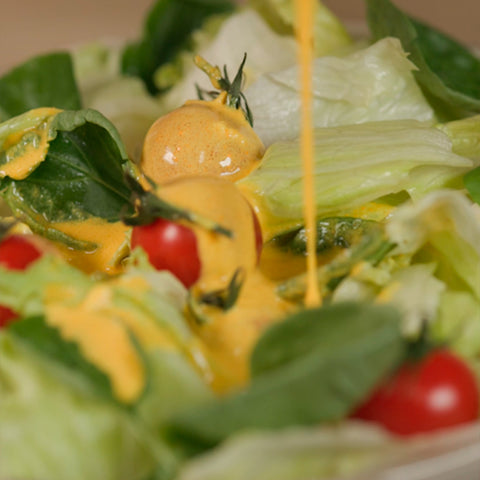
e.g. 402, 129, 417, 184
159, 9, 299, 112
239, 120, 472, 240
176, 423, 393, 480
0, 260, 213, 479
385, 190, 480, 299
247, 0, 351, 56
0, 255, 90, 317
81, 76, 164, 162
0, 332, 171, 480
433, 291, 480, 358
367, 0, 480, 120
246, 38, 435, 147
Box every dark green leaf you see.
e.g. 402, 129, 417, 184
273, 217, 383, 255
366, 0, 480, 120
8, 315, 118, 403
166, 302, 404, 452
277, 227, 395, 303
0, 52, 82, 120
464, 166, 480, 204
121, 0, 235, 94
0, 109, 134, 248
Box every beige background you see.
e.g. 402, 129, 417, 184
1, 0, 479, 72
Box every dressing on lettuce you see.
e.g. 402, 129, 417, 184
238, 119, 473, 240
0, 257, 213, 480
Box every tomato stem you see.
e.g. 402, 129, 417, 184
194, 53, 254, 126
187, 268, 246, 324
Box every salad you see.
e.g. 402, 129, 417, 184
1, 0, 480, 479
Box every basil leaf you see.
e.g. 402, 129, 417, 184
277, 227, 394, 303
167, 302, 404, 451
366, 0, 480, 120
0, 109, 133, 249
0, 52, 82, 120
273, 217, 383, 255
464, 166, 480, 204
8, 316, 119, 404
121, 0, 235, 94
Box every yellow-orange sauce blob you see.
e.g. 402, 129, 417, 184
0, 108, 60, 180
52, 218, 130, 275
157, 176, 259, 293
191, 270, 294, 393
152, 176, 295, 392
45, 279, 147, 404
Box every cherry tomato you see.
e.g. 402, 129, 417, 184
352, 349, 480, 436
0, 234, 42, 270
0, 234, 43, 327
131, 219, 201, 288
130, 177, 262, 294
0, 305, 17, 328
141, 56, 265, 185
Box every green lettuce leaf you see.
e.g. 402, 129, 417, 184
72, 42, 122, 97
239, 120, 472, 239
0, 259, 214, 479
9, 315, 119, 404
159, 8, 299, 112
383, 189, 480, 354
386, 190, 480, 300
247, 0, 351, 56
121, 0, 235, 95
72, 42, 165, 162
0, 255, 89, 317
167, 302, 404, 452
80, 76, 164, 162
433, 291, 480, 358
0, 52, 82, 121
465, 166, 480, 204
176, 423, 394, 480
436, 116, 480, 158
246, 37, 435, 146
0, 332, 170, 480
367, 0, 480, 120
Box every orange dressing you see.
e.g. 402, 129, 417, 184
190, 270, 294, 393
295, 0, 321, 307
52, 218, 130, 274
0, 108, 60, 180
154, 176, 295, 392
45, 282, 146, 404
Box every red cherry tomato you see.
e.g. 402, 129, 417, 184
131, 218, 201, 288
0, 234, 43, 328
353, 349, 480, 436
0, 234, 43, 270
0, 305, 17, 328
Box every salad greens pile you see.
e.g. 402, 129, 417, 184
1, 0, 480, 479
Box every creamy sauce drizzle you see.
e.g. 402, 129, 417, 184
0, 108, 60, 180
296, 0, 321, 307
52, 218, 130, 274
